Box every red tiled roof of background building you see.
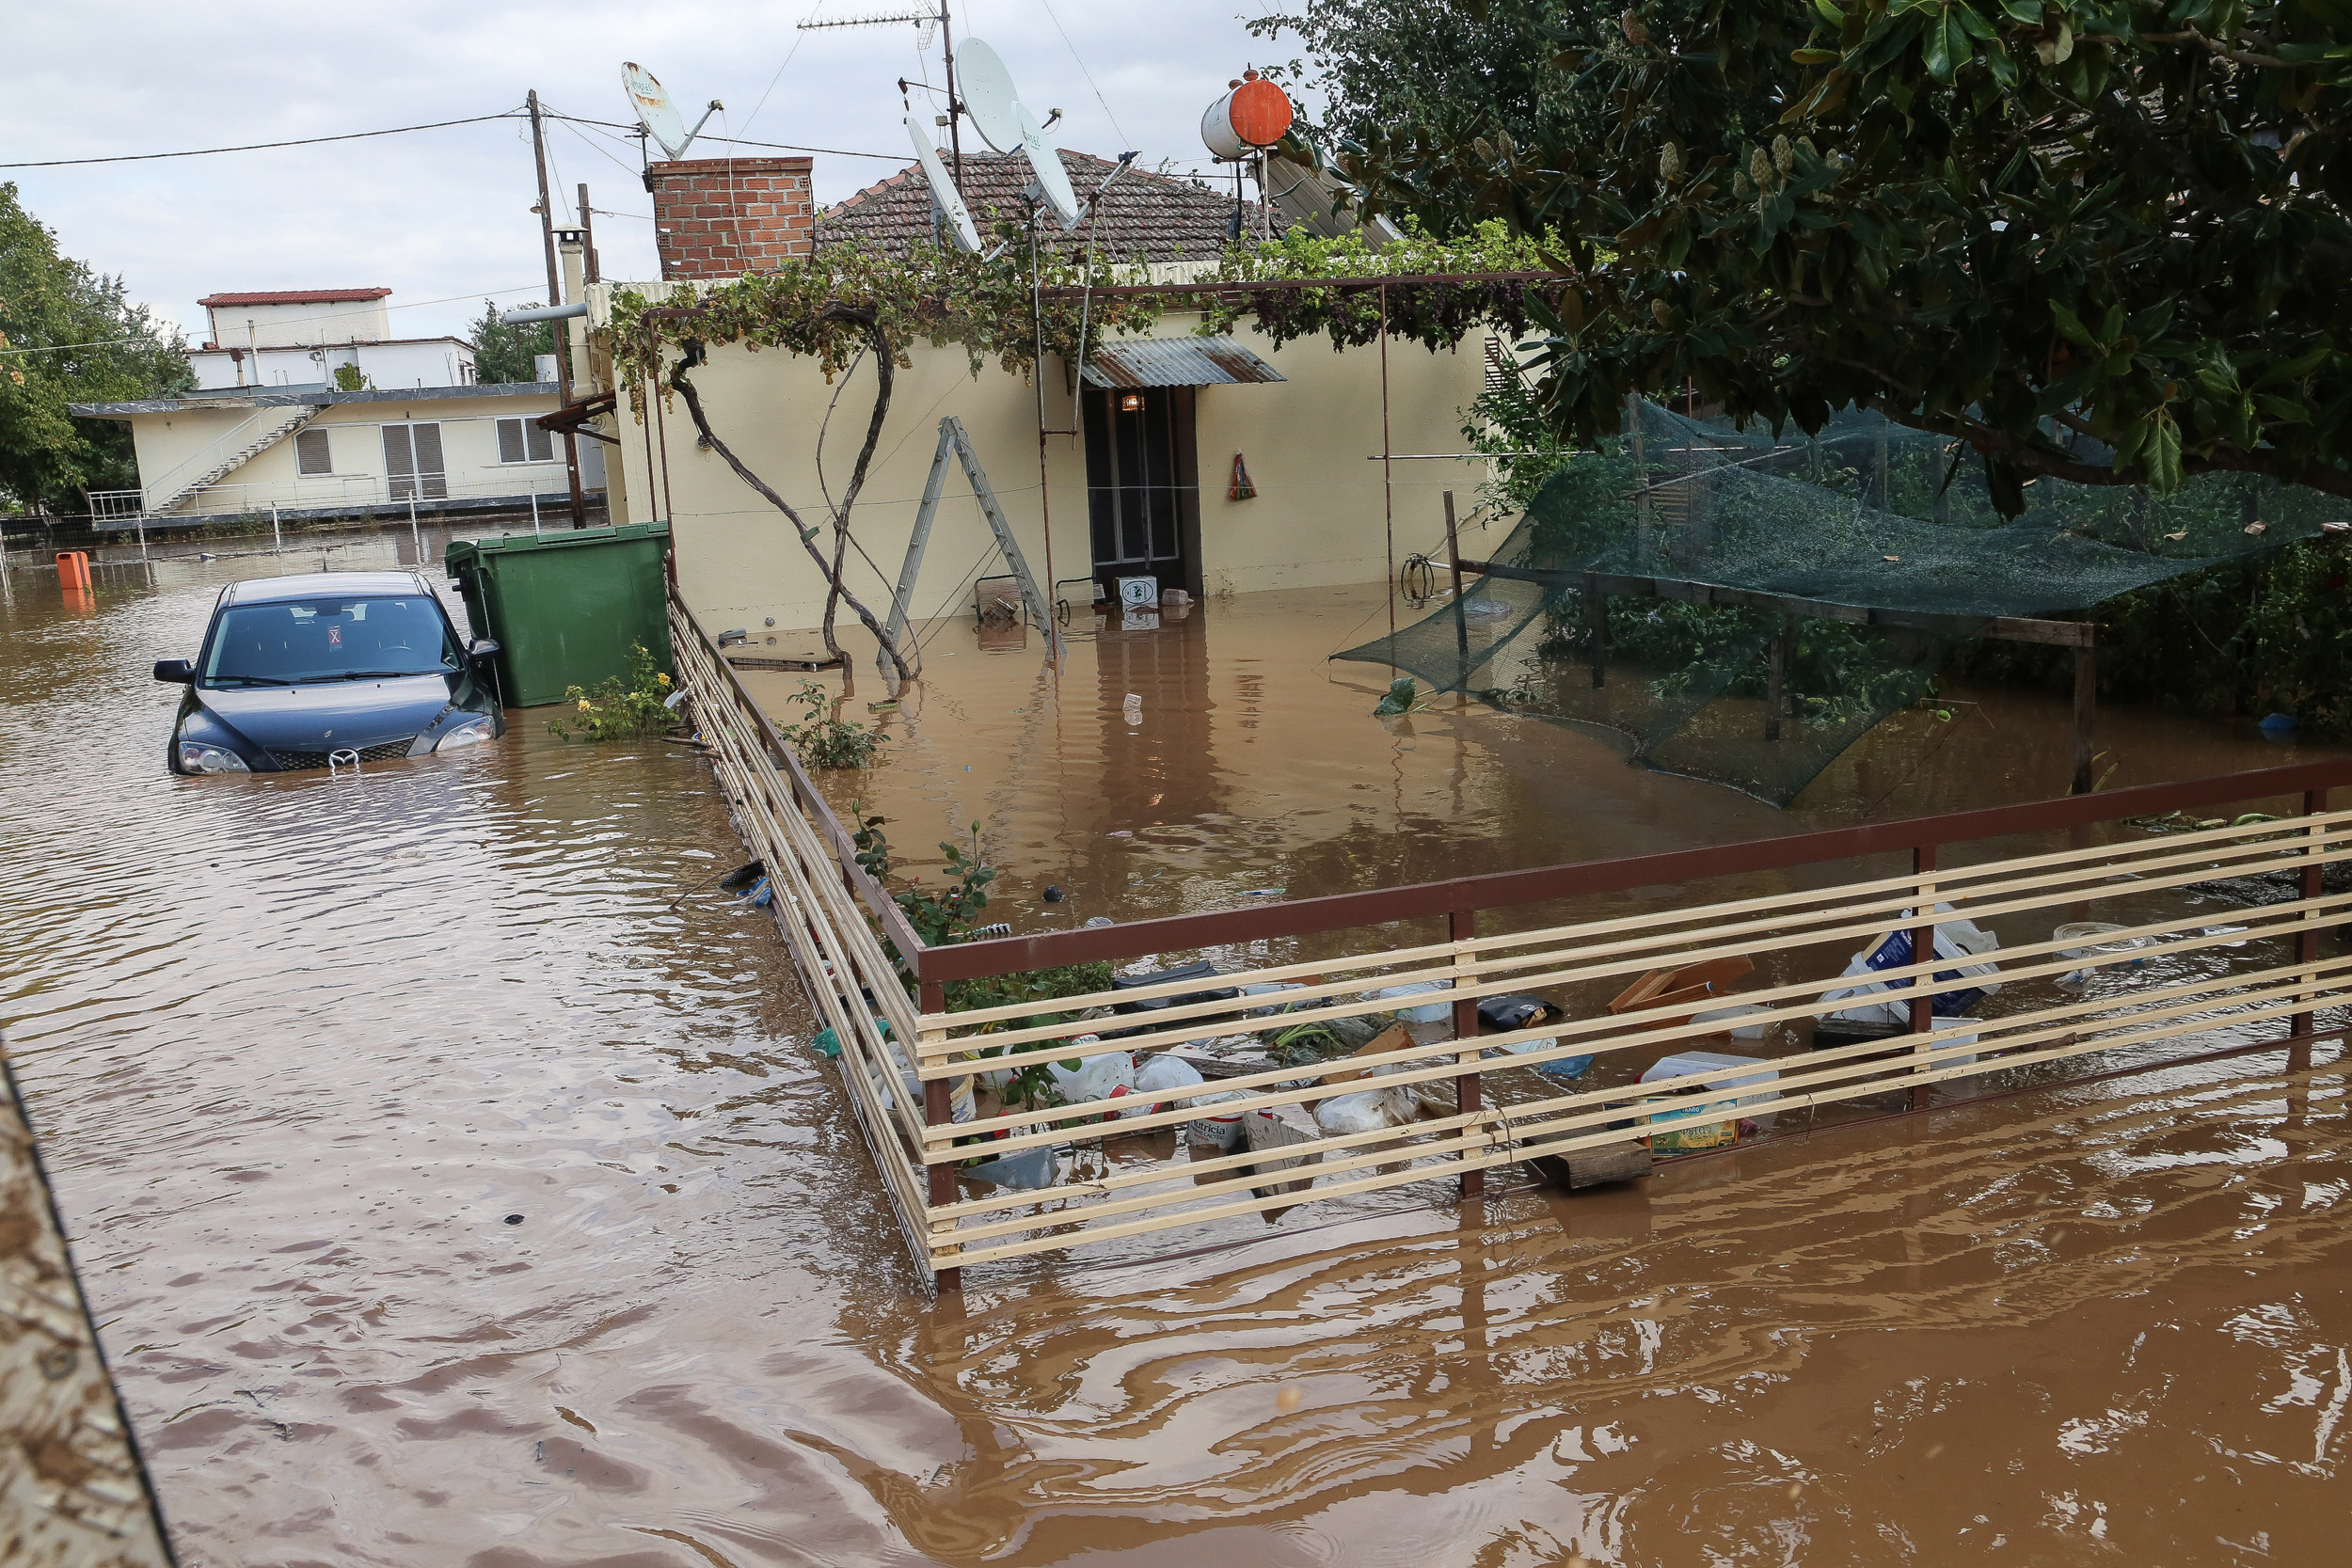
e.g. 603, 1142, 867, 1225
818, 150, 1262, 263
196, 288, 393, 307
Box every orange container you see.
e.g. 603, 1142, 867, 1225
56, 550, 93, 592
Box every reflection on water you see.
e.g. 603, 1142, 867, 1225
2, 552, 2346, 1564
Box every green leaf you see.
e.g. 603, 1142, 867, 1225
1810, 0, 1849, 24
1996, 0, 2041, 19
2145, 410, 2184, 492
2048, 299, 2098, 347
1922, 13, 1958, 81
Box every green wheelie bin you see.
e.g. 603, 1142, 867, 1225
444, 520, 672, 707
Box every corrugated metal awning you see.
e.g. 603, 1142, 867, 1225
1080, 335, 1285, 388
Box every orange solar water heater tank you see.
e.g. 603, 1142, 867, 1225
56, 550, 93, 593
1200, 69, 1295, 160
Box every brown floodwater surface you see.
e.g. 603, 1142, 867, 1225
3, 550, 2346, 1565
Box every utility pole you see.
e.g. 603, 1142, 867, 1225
937, 0, 962, 188
578, 182, 599, 284
528, 89, 588, 528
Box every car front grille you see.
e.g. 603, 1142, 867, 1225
267, 736, 416, 770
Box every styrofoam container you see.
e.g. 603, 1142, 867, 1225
1640, 1051, 1780, 1129
1369, 980, 1454, 1022
1692, 1003, 1773, 1039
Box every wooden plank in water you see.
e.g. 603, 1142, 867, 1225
1523, 1140, 1653, 1190
2, 1034, 177, 1567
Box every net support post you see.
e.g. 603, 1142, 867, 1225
2071, 637, 2097, 795
1909, 844, 1938, 1112
1451, 908, 1484, 1200
1765, 617, 1788, 741
1444, 491, 1470, 665
2293, 787, 2328, 1070
920, 978, 962, 1296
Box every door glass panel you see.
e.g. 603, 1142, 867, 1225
410, 423, 447, 499
382, 424, 415, 501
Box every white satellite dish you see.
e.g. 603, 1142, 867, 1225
906, 118, 983, 253
623, 61, 722, 161
956, 37, 1081, 230
956, 38, 1023, 155
1019, 103, 1081, 229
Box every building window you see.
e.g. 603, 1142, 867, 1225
294, 428, 333, 476
496, 416, 555, 464
382, 422, 447, 500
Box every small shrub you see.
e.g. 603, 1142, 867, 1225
548, 641, 675, 740
779, 678, 884, 768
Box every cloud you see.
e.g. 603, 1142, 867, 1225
5, 1, 1307, 346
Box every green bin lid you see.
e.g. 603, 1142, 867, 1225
445, 518, 670, 570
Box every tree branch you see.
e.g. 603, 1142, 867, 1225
665, 343, 914, 681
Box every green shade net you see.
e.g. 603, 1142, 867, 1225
1338, 399, 2339, 805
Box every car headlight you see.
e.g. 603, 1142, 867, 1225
179, 742, 250, 774
433, 718, 495, 752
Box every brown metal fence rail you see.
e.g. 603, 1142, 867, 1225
668, 583, 2350, 1296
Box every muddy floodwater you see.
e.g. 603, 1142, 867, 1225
3, 543, 2347, 1566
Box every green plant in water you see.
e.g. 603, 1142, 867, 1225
779, 678, 884, 768
547, 642, 675, 740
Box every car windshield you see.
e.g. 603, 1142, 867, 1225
202, 595, 461, 686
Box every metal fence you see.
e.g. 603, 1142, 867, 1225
666, 582, 2352, 1296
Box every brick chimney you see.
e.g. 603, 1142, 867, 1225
644, 157, 815, 280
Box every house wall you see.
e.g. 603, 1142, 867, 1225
124, 393, 571, 514
189, 340, 480, 391
204, 298, 392, 349
602, 306, 1490, 639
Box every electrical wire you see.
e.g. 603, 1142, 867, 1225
1035, 0, 1131, 147
542, 111, 898, 161
736, 0, 825, 141
0, 111, 524, 168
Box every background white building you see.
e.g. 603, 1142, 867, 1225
187, 287, 482, 392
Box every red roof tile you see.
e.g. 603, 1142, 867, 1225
197, 288, 393, 307
818, 150, 1262, 263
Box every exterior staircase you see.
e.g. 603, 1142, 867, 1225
148, 405, 322, 515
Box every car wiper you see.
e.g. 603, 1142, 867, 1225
208, 674, 300, 686
330, 669, 437, 681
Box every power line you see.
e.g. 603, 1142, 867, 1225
1036, 0, 1131, 148
0, 111, 525, 169
541, 111, 899, 161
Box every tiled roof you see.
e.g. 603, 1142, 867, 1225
818, 150, 1263, 263
197, 288, 392, 307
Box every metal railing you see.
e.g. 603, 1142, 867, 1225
88, 470, 580, 526
665, 583, 2352, 1295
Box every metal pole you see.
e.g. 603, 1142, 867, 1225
2292, 786, 2328, 1069
135, 513, 147, 562
528, 90, 588, 529
1451, 907, 1482, 1200
1766, 617, 1788, 741
1444, 490, 1468, 665
578, 182, 599, 285
2071, 636, 2097, 794
920, 977, 961, 1295
531, 491, 542, 535
1379, 281, 1394, 637
938, 0, 962, 188
1909, 845, 1938, 1112
409, 497, 421, 565
271, 501, 281, 554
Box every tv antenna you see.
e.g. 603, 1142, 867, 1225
622, 62, 723, 161
799, 3, 965, 184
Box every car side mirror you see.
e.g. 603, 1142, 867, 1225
469, 639, 501, 660
153, 658, 195, 684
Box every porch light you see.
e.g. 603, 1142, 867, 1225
1120, 392, 1143, 412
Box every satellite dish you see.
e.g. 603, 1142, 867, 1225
906, 118, 983, 253
624, 61, 723, 160
1018, 103, 1081, 229
956, 39, 1023, 155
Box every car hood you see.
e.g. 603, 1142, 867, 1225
199, 674, 454, 752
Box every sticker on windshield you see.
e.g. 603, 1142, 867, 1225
328, 626, 343, 646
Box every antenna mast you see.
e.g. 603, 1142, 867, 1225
799, 2, 959, 181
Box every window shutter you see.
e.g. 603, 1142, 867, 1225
410, 422, 444, 476
382, 423, 414, 501
497, 419, 525, 465
526, 420, 553, 463
295, 428, 333, 476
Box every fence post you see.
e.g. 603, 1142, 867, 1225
1910, 844, 1938, 1111
271, 501, 282, 554
920, 977, 961, 1296
1451, 908, 1484, 1199
2292, 787, 2328, 1070
408, 498, 421, 565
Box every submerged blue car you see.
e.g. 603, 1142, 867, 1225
154, 571, 505, 775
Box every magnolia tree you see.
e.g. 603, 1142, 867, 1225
1346, 1, 2352, 511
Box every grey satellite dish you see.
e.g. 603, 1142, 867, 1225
1018, 103, 1081, 229
623, 61, 723, 160
956, 38, 1023, 155
906, 118, 983, 253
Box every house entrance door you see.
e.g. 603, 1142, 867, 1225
1083, 388, 1199, 603
382, 422, 447, 501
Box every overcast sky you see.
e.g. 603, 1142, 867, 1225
5, 1, 1312, 347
